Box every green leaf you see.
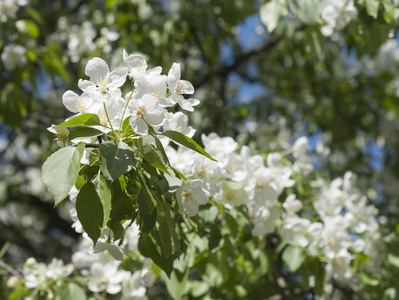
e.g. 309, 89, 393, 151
162, 131, 216, 162
159, 217, 173, 258
388, 254, 399, 268
76, 178, 112, 244
259, 0, 287, 32
25, 20, 40, 38
190, 281, 209, 298
294, 0, 319, 25
137, 138, 170, 174
137, 171, 157, 212
163, 269, 190, 299
365, 0, 380, 18
282, 245, 305, 272
56, 113, 102, 128
26, 50, 37, 62
153, 134, 170, 164
42, 143, 85, 206
69, 127, 103, 141
121, 116, 133, 135
94, 175, 112, 225
107, 221, 125, 241
99, 140, 137, 182
139, 232, 174, 276
110, 178, 135, 222
9, 286, 30, 300
209, 222, 222, 250
360, 272, 381, 286
56, 283, 87, 300
138, 191, 157, 232
164, 174, 182, 193
27, 7, 44, 24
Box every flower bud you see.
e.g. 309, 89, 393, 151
7, 276, 19, 288
24, 257, 37, 268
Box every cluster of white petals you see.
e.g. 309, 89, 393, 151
280, 171, 380, 280
1, 44, 27, 71
0, 0, 27, 21
48, 51, 382, 297
166, 132, 381, 283
320, 0, 358, 37
23, 257, 73, 289
60, 51, 200, 138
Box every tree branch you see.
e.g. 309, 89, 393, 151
0, 260, 23, 279
194, 25, 305, 90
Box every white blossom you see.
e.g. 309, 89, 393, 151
1, 44, 27, 70
176, 179, 209, 216
167, 63, 199, 111
127, 93, 167, 135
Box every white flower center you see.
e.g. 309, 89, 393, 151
226, 193, 235, 201
77, 102, 87, 114
136, 61, 146, 74
98, 113, 108, 125
176, 82, 187, 94
99, 275, 109, 285
137, 106, 146, 118
56, 133, 68, 143
97, 77, 109, 94
182, 190, 193, 202
154, 90, 163, 100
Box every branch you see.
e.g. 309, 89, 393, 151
0, 260, 23, 279
194, 25, 305, 90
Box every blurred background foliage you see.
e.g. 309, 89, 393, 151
2, 0, 399, 298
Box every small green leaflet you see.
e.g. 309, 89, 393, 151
99, 140, 137, 182
42, 143, 85, 206
56, 113, 102, 128
162, 130, 216, 162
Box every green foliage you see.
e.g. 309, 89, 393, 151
162, 130, 216, 162
56, 114, 103, 128
136, 138, 170, 174
282, 245, 305, 272
76, 177, 112, 244
41, 143, 85, 205
99, 140, 137, 182
68, 128, 103, 141
55, 283, 87, 300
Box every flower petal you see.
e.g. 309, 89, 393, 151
109, 67, 128, 88
62, 90, 81, 113
85, 57, 110, 84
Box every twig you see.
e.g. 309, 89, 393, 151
0, 260, 23, 279
194, 25, 305, 90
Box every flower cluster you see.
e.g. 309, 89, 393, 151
38, 52, 384, 299
61, 50, 199, 137
71, 225, 155, 299
281, 171, 380, 279
320, 0, 358, 37
166, 133, 295, 234
166, 133, 381, 282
